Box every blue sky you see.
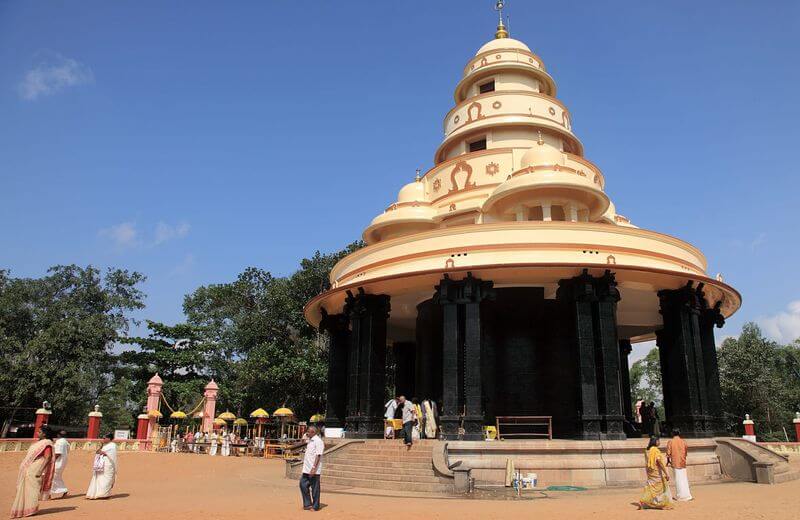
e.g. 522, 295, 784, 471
1, 1, 799, 358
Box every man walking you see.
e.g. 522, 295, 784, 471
398, 395, 416, 449
299, 425, 324, 511
667, 428, 692, 501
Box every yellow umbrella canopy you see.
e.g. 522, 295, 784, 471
148, 409, 163, 418
249, 408, 269, 419
309, 414, 325, 423
233, 418, 248, 426
217, 411, 236, 421
213, 418, 227, 426
273, 407, 294, 417
170, 411, 187, 420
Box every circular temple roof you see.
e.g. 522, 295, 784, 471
476, 37, 531, 55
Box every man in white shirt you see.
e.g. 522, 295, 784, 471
299, 426, 324, 511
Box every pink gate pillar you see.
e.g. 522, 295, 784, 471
793, 412, 800, 442
33, 403, 51, 439
87, 405, 102, 439
146, 374, 164, 439
202, 380, 219, 433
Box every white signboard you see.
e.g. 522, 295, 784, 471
114, 429, 130, 440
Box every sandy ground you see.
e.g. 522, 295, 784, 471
1, 450, 798, 519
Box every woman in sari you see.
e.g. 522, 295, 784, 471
10, 426, 56, 518
86, 432, 117, 499
639, 436, 673, 510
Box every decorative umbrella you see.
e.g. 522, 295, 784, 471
213, 417, 227, 427
250, 408, 269, 438
148, 409, 163, 419
273, 408, 294, 439
309, 414, 325, 424
170, 411, 187, 420
233, 417, 248, 437
218, 411, 236, 421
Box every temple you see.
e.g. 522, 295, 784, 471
305, 17, 741, 441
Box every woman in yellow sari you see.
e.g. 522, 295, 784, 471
639, 436, 673, 510
10, 426, 56, 518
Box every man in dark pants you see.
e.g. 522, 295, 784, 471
398, 395, 416, 449
298, 425, 324, 511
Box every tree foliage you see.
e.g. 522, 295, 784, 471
0, 266, 145, 435
630, 346, 664, 420
718, 323, 800, 439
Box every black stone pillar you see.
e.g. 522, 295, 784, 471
593, 272, 625, 439
619, 339, 634, 424
434, 273, 494, 440
699, 301, 725, 434
657, 282, 713, 437
414, 300, 442, 405
557, 270, 601, 439
320, 310, 350, 429
393, 342, 416, 399
344, 288, 391, 438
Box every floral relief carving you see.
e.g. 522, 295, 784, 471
486, 162, 500, 176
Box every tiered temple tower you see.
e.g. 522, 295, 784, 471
306, 18, 740, 440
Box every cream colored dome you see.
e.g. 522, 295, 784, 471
397, 181, 425, 203
476, 37, 531, 55
520, 142, 563, 168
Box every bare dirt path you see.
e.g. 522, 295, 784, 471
1, 450, 797, 519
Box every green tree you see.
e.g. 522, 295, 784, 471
120, 321, 228, 416
630, 346, 664, 419
0, 266, 145, 436
718, 323, 798, 439
181, 242, 362, 419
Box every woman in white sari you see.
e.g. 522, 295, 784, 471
50, 430, 70, 498
86, 432, 117, 500
221, 429, 231, 457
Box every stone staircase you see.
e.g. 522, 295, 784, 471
321, 440, 453, 493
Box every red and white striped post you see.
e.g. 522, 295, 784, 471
33, 403, 51, 439
793, 412, 800, 442
743, 414, 756, 442
87, 405, 102, 439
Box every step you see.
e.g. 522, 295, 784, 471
330, 450, 432, 459
774, 470, 800, 484
345, 446, 434, 453
325, 469, 442, 484
326, 458, 433, 470
325, 462, 435, 477
321, 476, 452, 494
327, 453, 433, 466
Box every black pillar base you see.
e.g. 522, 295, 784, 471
440, 415, 461, 440
344, 416, 385, 439
671, 415, 715, 438
577, 415, 602, 440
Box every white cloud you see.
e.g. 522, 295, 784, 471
18, 53, 94, 100
99, 220, 190, 250
99, 222, 139, 249
759, 300, 800, 344
153, 221, 190, 246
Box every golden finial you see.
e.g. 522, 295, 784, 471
415, 168, 421, 182
494, 1, 509, 39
